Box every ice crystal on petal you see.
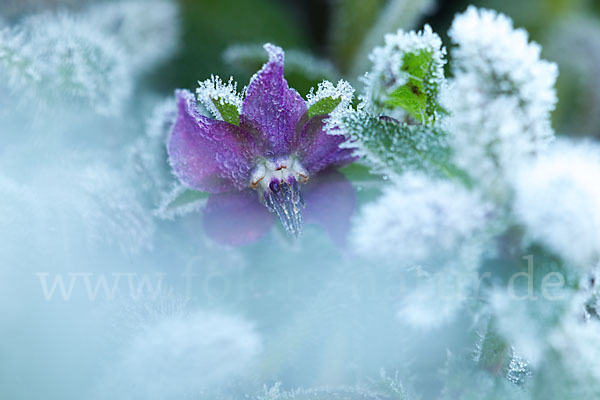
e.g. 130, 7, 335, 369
514, 140, 600, 269
445, 6, 558, 195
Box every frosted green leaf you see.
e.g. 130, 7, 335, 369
331, 109, 463, 181
385, 49, 444, 122
306, 79, 354, 118
154, 184, 210, 220
363, 25, 446, 124
196, 75, 242, 125
213, 101, 239, 126
307, 96, 341, 119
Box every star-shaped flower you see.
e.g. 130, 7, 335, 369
167, 44, 357, 243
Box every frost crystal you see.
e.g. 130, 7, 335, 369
196, 75, 243, 122
306, 79, 354, 116
363, 24, 446, 123
504, 348, 532, 386
255, 382, 396, 400
444, 6, 558, 194
514, 140, 600, 269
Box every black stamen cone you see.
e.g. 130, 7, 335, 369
263, 179, 304, 237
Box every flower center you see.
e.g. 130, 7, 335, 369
249, 156, 309, 236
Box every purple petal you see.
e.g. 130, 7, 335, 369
296, 115, 358, 175
240, 44, 308, 157
203, 190, 275, 246
304, 169, 357, 247
168, 89, 259, 193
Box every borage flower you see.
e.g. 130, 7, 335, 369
167, 44, 358, 245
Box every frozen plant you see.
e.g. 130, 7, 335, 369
362, 24, 446, 124
443, 6, 558, 198
168, 44, 357, 241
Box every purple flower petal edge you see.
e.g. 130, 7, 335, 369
296, 115, 359, 174
240, 44, 307, 157
168, 89, 259, 193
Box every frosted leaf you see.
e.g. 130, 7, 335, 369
196, 75, 243, 124
0, 11, 131, 115
153, 183, 209, 220
94, 309, 262, 399
328, 108, 451, 178
128, 97, 178, 201
306, 79, 354, 118
444, 6, 558, 196
83, 0, 179, 73
513, 140, 600, 270
351, 172, 491, 327
224, 43, 338, 82
362, 24, 446, 124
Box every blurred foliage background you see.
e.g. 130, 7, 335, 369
3, 0, 598, 135
147, 0, 600, 136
